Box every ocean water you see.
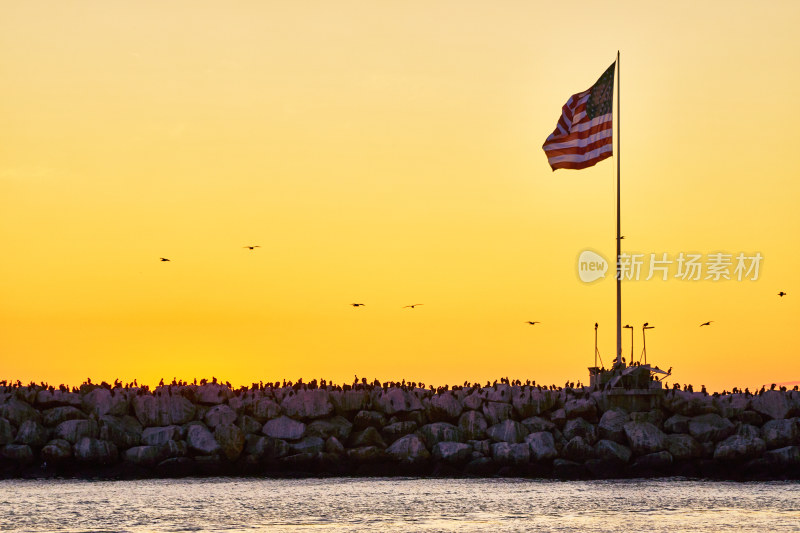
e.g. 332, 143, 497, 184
0, 477, 798, 532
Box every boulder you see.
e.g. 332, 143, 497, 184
214, 423, 245, 461
713, 435, 766, 461
325, 436, 345, 455
35, 389, 81, 408
262, 416, 305, 441
736, 410, 764, 426
290, 436, 324, 456
564, 398, 597, 420
0, 399, 40, 426
194, 384, 232, 405
124, 445, 165, 467
664, 434, 703, 460
623, 422, 666, 455
594, 439, 632, 464
132, 394, 195, 427
484, 384, 512, 403
380, 421, 418, 444
386, 434, 431, 464
329, 389, 370, 414
237, 415, 263, 435
142, 425, 182, 446
432, 442, 472, 463
736, 423, 761, 440
486, 420, 528, 444
458, 411, 488, 440
250, 398, 281, 422
511, 388, 558, 417
482, 402, 513, 425
598, 409, 628, 443
14, 420, 48, 447
55, 419, 99, 444
81, 388, 128, 416
281, 389, 333, 419
42, 406, 87, 427
763, 446, 800, 467
663, 414, 691, 434
714, 394, 750, 418
663, 390, 717, 416
346, 446, 385, 463
563, 418, 598, 445
74, 437, 118, 465
348, 427, 387, 449
427, 392, 463, 422
41, 439, 72, 463
306, 416, 353, 442
550, 408, 567, 428
1, 444, 34, 464
688, 414, 735, 442
186, 424, 221, 455
631, 450, 672, 470
419, 422, 462, 448
353, 410, 387, 431
462, 391, 483, 411
521, 416, 556, 434
491, 442, 530, 465
563, 436, 594, 462
98, 415, 142, 449
761, 419, 799, 449
245, 435, 289, 459
374, 388, 423, 415
630, 410, 664, 427
0, 418, 15, 445
526, 431, 558, 461
160, 440, 188, 459
204, 405, 237, 429
751, 391, 793, 420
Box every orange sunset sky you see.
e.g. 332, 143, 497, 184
1, 1, 798, 392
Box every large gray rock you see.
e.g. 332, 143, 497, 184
214, 423, 245, 460
263, 416, 305, 441
419, 422, 462, 448
564, 398, 597, 420
432, 441, 473, 463
1, 444, 34, 464
664, 434, 703, 460
374, 388, 423, 415
348, 427, 387, 448
245, 435, 289, 459
491, 442, 530, 465
458, 410, 488, 440
306, 416, 353, 442
482, 401, 513, 425
132, 394, 196, 427
0, 399, 40, 426
42, 406, 87, 427
380, 421, 418, 444
736, 423, 761, 440
563, 418, 598, 445
81, 388, 128, 416
663, 414, 691, 434
352, 410, 387, 430
631, 450, 672, 470
511, 388, 558, 417
763, 446, 800, 467
195, 384, 233, 405
623, 422, 666, 455
14, 420, 48, 447
160, 440, 188, 459
761, 419, 799, 449
751, 391, 793, 420
663, 391, 718, 416
713, 394, 750, 418
186, 424, 221, 455
124, 445, 164, 467
250, 398, 281, 422
688, 414, 735, 442
386, 434, 431, 464
329, 389, 370, 414
55, 419, 99, 444
98, 415, 142, 449
0, 418, 15, 445
526, 431, 558, 461
428, 392, 463, 421
486, 420, 529, 444
462, 391, 483, 411
484, 384, 512, 403
521, 416, 556, 434
713, 435, 766, 461
563, 436, 594, 462
281, 389, 333, 419
346, 446, 385, 463
74, 437, 118, 465
325, 436, 345, 455
35, 389, 81, 408
290, 436, 325, 456
594, 439, 632, 464
204, 405, 237, 429
142, 425, 182, 447
41, 439, 72, 463
598, 409, 628, 443
237, 415, 263, 435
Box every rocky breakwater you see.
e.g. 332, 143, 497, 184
1, 383, 799, 479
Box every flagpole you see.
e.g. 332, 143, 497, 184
615, 50, 622, 367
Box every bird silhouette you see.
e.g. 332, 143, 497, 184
525, 321, 540, 325
244, 246, 260, 250
159, 258, 170, 262
778, 291, 787, 297
351, 303, 365, 307
623, 324, 633, 329
403, 304, 424, 309
700, 321, 713, 327
643, 322, 649, 327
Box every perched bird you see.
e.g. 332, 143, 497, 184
244, 246, 260, 250
778, 291, 787, 297
351, 303, 365, 307
403, 304, 424, 309
643, 322, 649, 327
700, 321, 713, 327
525, 321, 540, 325
159, 258, 170, 262
623, 324, 633, 329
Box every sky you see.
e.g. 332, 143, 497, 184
1, 0, 798, 392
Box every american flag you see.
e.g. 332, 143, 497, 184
542, 62, 615, 171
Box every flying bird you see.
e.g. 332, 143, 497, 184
525, 321, 540, 325
403, 304, 424, 309
244, 246, 260, 250
700, 321, 713, 327
351, 303, 365, 307
159, 258, 170, 262
778, 291, 787, 297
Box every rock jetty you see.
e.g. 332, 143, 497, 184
1, 382, 799, 479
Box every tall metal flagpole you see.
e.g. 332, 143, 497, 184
615, 50, 622, 367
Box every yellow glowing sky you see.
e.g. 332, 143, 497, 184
1, 1, 799, 392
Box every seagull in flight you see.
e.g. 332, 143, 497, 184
403, 304, 424, 309
159, 257, 171, 262
244, 246, 260, 250
778, 291, 787, 297
351, 303, 365, 307
525, 321, 540, 325
700, 321, 713, 327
